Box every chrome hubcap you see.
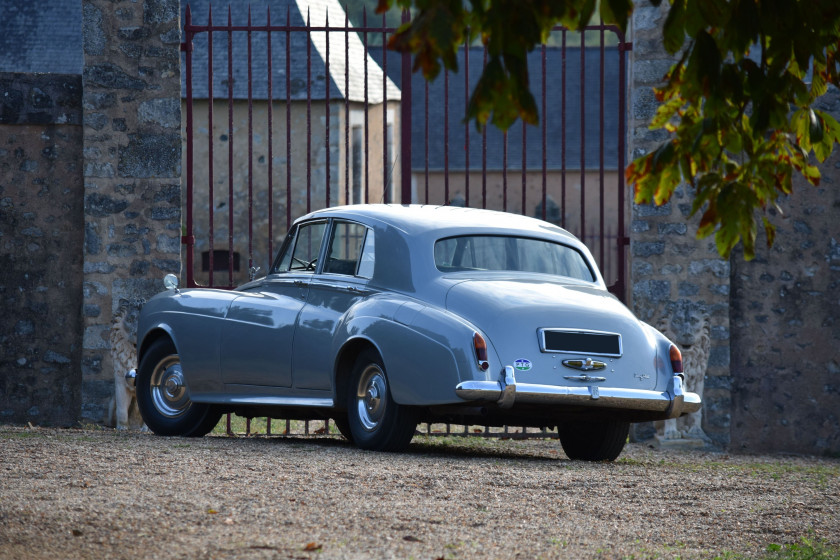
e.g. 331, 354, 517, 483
356, 364, 387, 431
150, 354, 191, 418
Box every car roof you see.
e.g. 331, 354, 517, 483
301, 204, 580, 242
294, 204, 604, 292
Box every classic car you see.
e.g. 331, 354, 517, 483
134, 204, 700, 461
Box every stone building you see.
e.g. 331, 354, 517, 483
181, 0, 400, 287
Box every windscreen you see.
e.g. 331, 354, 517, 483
434, 235, 595, 282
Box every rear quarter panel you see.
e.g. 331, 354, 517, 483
338, 296, 488, 406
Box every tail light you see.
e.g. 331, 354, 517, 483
473, 333, 490, 371
669, 344, 683, 374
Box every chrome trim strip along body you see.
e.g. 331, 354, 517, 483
455, 373, 701, 417
537, 327, 623, 357
219, 396, 335, 407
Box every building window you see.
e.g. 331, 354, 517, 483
202, 250, 241, 272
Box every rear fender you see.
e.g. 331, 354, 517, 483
642, 322, 681, 390
337, 314, 482, 406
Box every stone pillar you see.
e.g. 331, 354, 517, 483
81, 0, 181, 422
627, 1, 731, 447
0, 73, 84, 426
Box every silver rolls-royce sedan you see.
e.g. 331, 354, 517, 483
135, 204, 700, 461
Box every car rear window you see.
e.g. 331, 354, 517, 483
434, 235, 595, 282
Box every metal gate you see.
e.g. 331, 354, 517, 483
181, 2, 630, 300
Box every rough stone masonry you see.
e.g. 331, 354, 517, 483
80, 0, 182, 422
0, 73, 84, 425
627, 0, 840, 454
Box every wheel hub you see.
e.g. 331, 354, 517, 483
365, 385, 380, 412
150, 355, 191, 419
356, 365, 387, 431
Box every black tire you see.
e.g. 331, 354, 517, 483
331, 416, 354, 443
558, 420, 630, 461
346, 349, 416, 451
136, 337, 221, 437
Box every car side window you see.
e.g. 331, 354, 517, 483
324, 221, 372, 277
275, 221, 327, 273
357, 229, 375, 278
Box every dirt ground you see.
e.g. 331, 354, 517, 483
1, 424, 838, 559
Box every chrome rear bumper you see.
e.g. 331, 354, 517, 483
455, 366, 701, 419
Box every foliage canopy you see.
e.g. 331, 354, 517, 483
378, 0, 840, 259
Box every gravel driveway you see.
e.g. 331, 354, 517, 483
1, 424, 838, 559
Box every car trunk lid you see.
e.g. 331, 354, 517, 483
444, 278, 659, 390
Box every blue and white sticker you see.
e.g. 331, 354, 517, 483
513, 358, 532, 371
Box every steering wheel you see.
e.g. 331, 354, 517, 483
292, 256, 318, 271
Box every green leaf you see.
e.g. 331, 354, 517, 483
691, 173, 721, 216
662, 0, 686, 54
683, 0, 708, 38
791, 108, 809, 147
650, 95, 684, 129
696, 0, 727, 28
599, 0, 632, 33
576, 0, 596, 29
687, 31, 722, 97
809, 108, 825, 145
762, 217, 776, 249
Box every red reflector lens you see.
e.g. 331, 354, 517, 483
669, 344, 683, 374
473, 333, 489, 370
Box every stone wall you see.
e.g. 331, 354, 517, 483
80, 0, 182, 422
729, 87, 840, 455
628, 2, 840, 455
628, 2, 732, 447
0, 73, 84, 426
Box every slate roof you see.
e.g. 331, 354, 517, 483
0, 0, 617, 172
370, 46, 622, 171
0, 0, 83, 74
181, 0, 400, 102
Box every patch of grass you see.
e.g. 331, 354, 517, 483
713, 535, 840, 560
211, 414, 343, 437
615, 456, 648, 466
763, 537, 840, 560
675, 458, 840, 487
413, 434, 504, 451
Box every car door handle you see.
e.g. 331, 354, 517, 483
294, 280, 307, 287
343, 285, 364, 294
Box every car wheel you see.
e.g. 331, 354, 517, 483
136, 337, 221, 437
346, 349, 416, 451
558, 420, 629, 461
331, 416, 354, 443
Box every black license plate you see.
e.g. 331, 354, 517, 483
541, 330, 621, 356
